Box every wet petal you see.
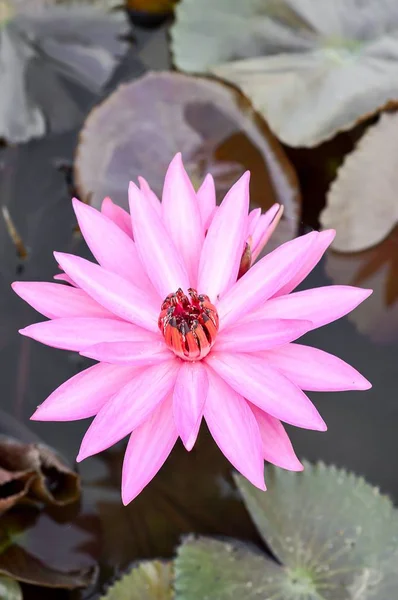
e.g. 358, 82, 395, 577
204, 369, 266, 490
173, 361, 208, 451
12, 281, 113, 319
263, 343, 372, 391
20, 317, 152, 352
162, 154, 204, 286
251, 286, 373, 330
77, 359, 179, 461
274, 229, 336, 297
55, 252, 159, 331
207, 352, 326, 431
128, 182, 189, 298
73, 198, 150, 287
101, 197, 133, 238
81, 340, 170, 366
250, 403, 303, 472
215, 318, 312, 353
198, 172, 250, 301
217, 231, 318, 331
197, 173, 216, 231
31, 363, 137, 421
122, 395, 178, 505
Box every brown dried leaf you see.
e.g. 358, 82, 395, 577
0, 437, 80, 514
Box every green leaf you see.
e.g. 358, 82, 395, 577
101, 561, 173, 600
233, 462, 398, 599
0, 576, 22, 600
174, 536, 286, 600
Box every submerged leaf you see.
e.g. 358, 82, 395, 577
321, 112, 398, 252
172, 0, 398, 147
101, 561, 173, 599
325, 227, 398, 344
0, 0, 129, 143
74, 71, 299, 220
0, 436, 80, 514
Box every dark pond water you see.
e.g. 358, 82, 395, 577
0, 20, 397, 600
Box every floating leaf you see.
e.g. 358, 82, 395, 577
321, 113, 398, 252
101, 561, 173, 599
172, 0, 398, 147
325, 228, 398, 344
0, 436, 80, 514
75, 71, 299, 221
231, 463, 398, 599
0, 0, 129, 143
174, 536, 284, 600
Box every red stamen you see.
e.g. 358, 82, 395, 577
158, 288, 219, 361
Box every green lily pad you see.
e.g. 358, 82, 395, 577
174, 463, 398, 599
100, 561, 173, 599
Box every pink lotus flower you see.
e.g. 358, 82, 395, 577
12, 154, 371, 505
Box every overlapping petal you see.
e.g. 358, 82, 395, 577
101, 197, 133, 238
263, 344, 371, 392
173, 361, 208, 451
162, 154, 204, 285
215, 318, 312, 353
55, 253, 159, 331
196, 173, 216, 231
204, 369, 266, 490
206, 352, 326, 431
81, 340, 170, 366
12, 282, 113, 319
217, 231, 318, 330
128, 182, 189, 298
77, 360, 179, 461
198, 172, 250, 300
31, 364, 137, 421
122, 395, 178, 505
73, 198, 150, 287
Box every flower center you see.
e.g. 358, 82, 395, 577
158, 288, 219, 361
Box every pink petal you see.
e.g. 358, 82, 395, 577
20, 317, 152, 351
101, 197, 133, 238
247, 208, 261, 237
77, 359, 179, 461
263, 343, 372, 391
81, 340, 170, 366
204, 369, 266, 490
12, 282, 114, 319
250, 286, 373, 330
73, 198, 150, 288
53, 273, 76, 286
55, 253, 159, 332
138, 176, 162, 216
122, 394, 178, 505
215, 318, 312, 353
128, 182, 189, 299
173, 361, 208, 451
198, 172, 250, 301
274, 230, 336, 297
206, 352, 326, 431
249, 403, 303, 471
217, 231, 318, 331
251, 204, 284, 261
197, 173, 216, 231
31, 363, 137, 421
162, 154, 204, 286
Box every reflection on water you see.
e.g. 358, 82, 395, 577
0, 20, 397, 599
